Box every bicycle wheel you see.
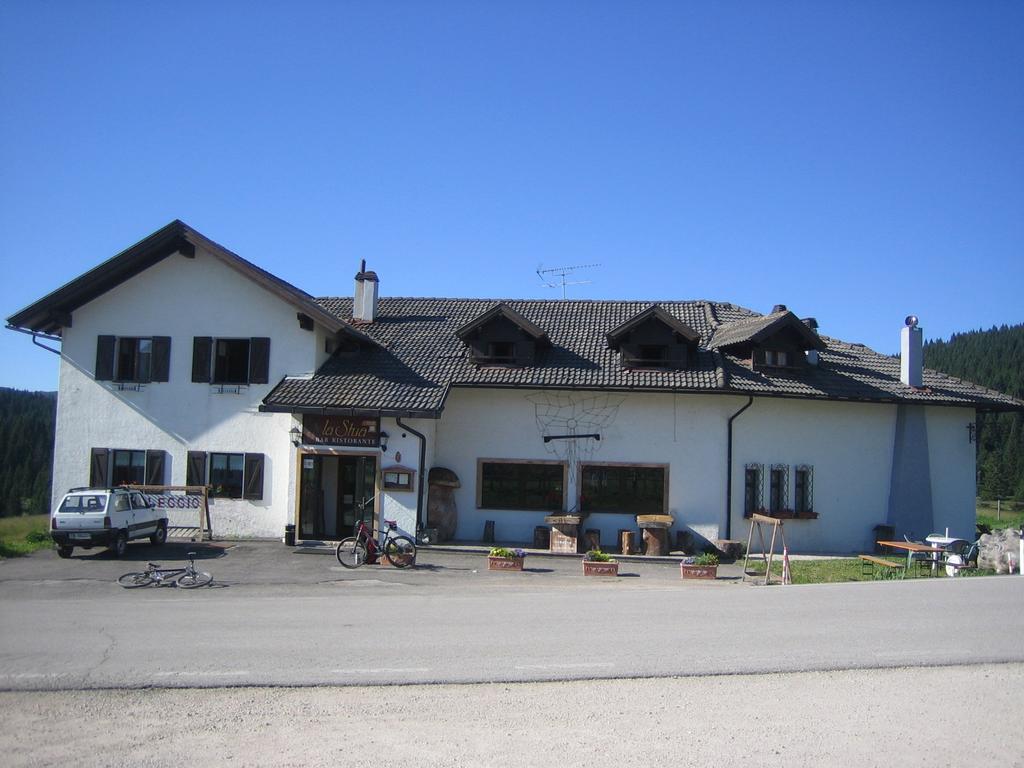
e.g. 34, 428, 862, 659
336, 537, 368, 568
175, 570, 213, 589
384, 535, 417, 568
117, 572, 154, 588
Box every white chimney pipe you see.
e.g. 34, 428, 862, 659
900, 316, 923, 387
353, 261, 379, 323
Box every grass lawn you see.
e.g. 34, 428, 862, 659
977, 500, 1024, 532
0, 514, 51, 558
742, 554, 997, 584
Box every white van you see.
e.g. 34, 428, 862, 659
50, 488, 168, 559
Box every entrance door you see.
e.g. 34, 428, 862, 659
298, 454, 376, 540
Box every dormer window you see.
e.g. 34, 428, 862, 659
606, 305, 699, 371
709, 308, 826, 375
456, 303, 549, 368
624, 344, 669, 368
485, 341, 516, 364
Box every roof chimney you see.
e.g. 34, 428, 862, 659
353, 260, 379, 323
801, 317, 819, 330
772, 304, 788, 314
900, 315, 923, 387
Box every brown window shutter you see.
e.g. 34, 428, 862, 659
186, 451, 207, 487
243, 453, 265, 500
248, 338, 270, 384
192, 337, 212, 383
145, 450, 167, 486
95, 336, 115, 381
152, 337, 171, 382
90, 448, 109, 487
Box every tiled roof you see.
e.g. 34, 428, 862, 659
261, 297, 1024, 415
708, 309, 825, 351
605, 304, 700, 348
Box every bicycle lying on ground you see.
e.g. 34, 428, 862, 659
117, 552, 214, 588
336, 518, 417, 569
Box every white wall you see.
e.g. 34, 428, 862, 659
925, 406, 976, 540
375, 416, 435, 540
431, 389, 978, 554
730, 398, 898, 553
434, 388, 742, 547
52, 246, 322, 538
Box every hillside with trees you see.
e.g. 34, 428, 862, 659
0, 388, 56, 517
925, 323, 1024, 501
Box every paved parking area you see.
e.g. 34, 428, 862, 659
0, 539, 747, 594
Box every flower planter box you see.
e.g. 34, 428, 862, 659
680, 564, 718, 580
488, 556, 525, 571
583, 560, 619, 577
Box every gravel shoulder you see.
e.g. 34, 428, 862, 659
3, 663, 1021, 768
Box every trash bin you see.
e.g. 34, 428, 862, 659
873, 524, 894, 553
284, 524, 296, 546
533, 526, 550, 549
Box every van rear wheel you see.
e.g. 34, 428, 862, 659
56, 545, 73, 559
150, 524, 167, 546
110, 532, 128, 558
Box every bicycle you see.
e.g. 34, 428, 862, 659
336, 518, 417, 569
117, 551, 214, 588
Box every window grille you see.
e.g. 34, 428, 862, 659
769, 463, 789, 513
744, 463, 763, 516
795, 465, 814, 514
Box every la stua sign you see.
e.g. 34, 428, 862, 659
301, 414, 380, 448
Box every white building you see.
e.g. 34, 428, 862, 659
8, 221, 1023, 552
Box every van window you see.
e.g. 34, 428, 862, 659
113, 495, 130, 512
59, 495, 108, 513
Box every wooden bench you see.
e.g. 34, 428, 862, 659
858, 554, 906, 579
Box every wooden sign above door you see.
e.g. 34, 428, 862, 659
301, 415, 380, 448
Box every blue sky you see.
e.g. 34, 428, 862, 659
2, 1, 1021, 392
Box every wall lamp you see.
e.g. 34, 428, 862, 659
289, 426, 302, 447
379, 431, 389, 452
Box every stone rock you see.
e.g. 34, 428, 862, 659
978, 527, 1022, 574
428, 467, 461, 488
426, 466, 460, 541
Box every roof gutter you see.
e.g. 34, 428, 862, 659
725, 396, 754, 541
395, 416, 427, 533
5, 324, 62, 355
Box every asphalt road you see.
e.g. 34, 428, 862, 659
2, 542, 1023, 690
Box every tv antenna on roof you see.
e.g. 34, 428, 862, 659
536, 263, 600, 299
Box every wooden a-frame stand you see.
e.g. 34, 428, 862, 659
742, 513, 788, 585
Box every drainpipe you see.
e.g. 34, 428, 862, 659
396, 416, 427, 533
725, 396, 754, 540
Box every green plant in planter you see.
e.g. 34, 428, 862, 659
694, 552, 719, 566
584, 549, 616, 562
489, 547, 526, 559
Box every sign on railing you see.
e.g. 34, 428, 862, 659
127, 485, 212, 540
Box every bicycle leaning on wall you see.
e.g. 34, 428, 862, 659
336, 517, 417, 569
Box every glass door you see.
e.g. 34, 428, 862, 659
338, 456, 376, 533
298, 454, 324, 538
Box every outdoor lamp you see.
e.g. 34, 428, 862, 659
379, 431, 389, 452
289, 426, 302, 447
